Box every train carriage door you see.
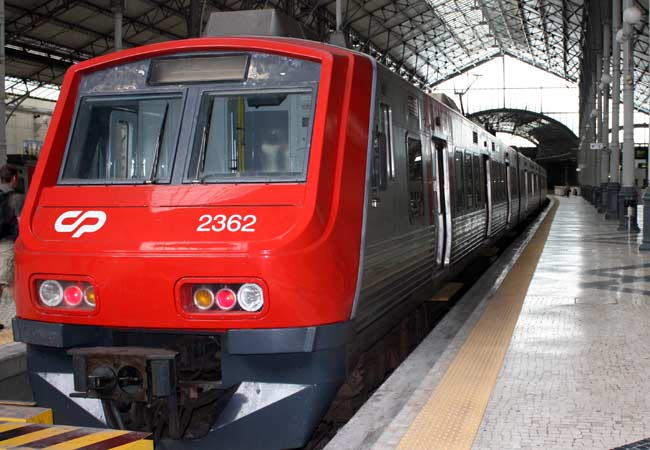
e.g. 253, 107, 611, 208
483, 155, 492, 237
433, 137, 451, 266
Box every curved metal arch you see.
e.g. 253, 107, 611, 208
468, 108, 578, 144
468, 108, 578, 161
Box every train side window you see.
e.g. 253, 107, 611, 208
494, 162, 500, 201
499, 163, 505, 201
371, 124, 388, 191
490, 161, 496, 201
464, 152, 473, 209
407, 137, 424, 221
379, 103, 395, 179
499, 163, 504, 201
473, 155, 481, 207
454, 150, 464, 213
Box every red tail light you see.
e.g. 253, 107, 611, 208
63, 285, 84, 306
215, 288, 237, 310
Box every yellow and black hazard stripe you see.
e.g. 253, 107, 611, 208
0, 421, 152, 449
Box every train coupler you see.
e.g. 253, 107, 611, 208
67, 346, 182, 438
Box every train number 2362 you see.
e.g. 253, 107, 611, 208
196, 214, 257, 233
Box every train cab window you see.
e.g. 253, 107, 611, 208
187, 91, 314, 182
464, 152, 473, 209
407, 138, 424, 221
62, 94, 183, 183
454, 150, 464, 212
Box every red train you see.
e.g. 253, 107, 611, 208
12, 12, 546, 450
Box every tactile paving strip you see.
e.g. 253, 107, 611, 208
396, 201, 559, 450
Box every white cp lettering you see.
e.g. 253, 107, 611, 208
54, 210, 107, 238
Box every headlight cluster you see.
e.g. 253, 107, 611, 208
185, 283, 264, 313
36, 279, 96, 310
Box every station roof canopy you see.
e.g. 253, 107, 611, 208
3, 0, 650, 113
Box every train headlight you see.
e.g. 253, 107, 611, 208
193, 287, 214, 310
237, 283, 264, 312
39, 280, 63, 307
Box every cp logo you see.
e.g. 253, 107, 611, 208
54, 210, 107, 238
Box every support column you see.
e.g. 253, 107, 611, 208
583, 82, 596, 201
641, 3, 650, 248
593, 58, 603, 206
618, 0, 639, 232
599, 22, 611, 213
607, 0, 622, 219
188, 0, 202, 37
0, 0, 6, 167
111, 0, 124, 52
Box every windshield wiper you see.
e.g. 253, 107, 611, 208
146, 102, 170, 184
193, 100, 215, 183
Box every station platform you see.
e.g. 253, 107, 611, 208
327, 196, 650, 450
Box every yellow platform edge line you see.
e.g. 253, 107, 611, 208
397, 200, 559, 450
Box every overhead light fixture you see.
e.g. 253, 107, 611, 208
623, 6, 642, 25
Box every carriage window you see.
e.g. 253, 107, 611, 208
188, 90, 314, 182
454, 150, 464, 212
380, 103, 395, 179
473, 155, 481, 207
372, 125, 388, 191
61, 94, 182, 183
499, 164, 506, 200
464, 152, 473, 209
490, 161, 497, 201
407, 138, 424, 221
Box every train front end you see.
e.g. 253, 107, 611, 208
13, 38, 374, 449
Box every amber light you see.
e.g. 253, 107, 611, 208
193, 287, 214, 310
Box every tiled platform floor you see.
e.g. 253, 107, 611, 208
473, 196, 650, 450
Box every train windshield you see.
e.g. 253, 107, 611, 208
61, 94, 182, 183
187, 91, 314, 183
